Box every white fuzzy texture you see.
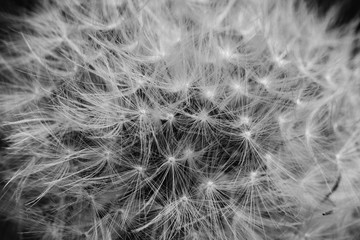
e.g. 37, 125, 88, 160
1, 0, 360, 239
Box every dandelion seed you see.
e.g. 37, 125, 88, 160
305, 128, 312, 139
167, 156, 176, 164
197, 109, 210, 123
258, 77, 270, 89
278, 115, 287, 125
179, 195, 189, 203
164, 113, 174, 122
204, 180, 216, 193
242, 130, 252, 140
168, 78, 192, 93
335, 153, 341, 162
273, 54, 288, 66
239, 115, 251, 126
135, 77, 146, 88
134, 165, 145, 176
139, 108, 147, 116
232, 82, 243, 92
249, 171, 258, 184
183, 148, 194, 158
219, 47, 233, 60
203, 88, 216, 101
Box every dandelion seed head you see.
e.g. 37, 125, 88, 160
203, 88, 216, 100
206, 180, 215, 190
305, 127, 312, 139
239, 115, 251, 125
179, 195, 189, 203
135, 77, 146, 88
162, 112, 175, 124
183, 148, 194, 159
258, 77, 270, 88
232, 82, 243, 91
197, 109, 210, 122
170, 79, 192, 93
1, 0, 359, 239
249, 171, 258, 183
219, 45, 234, 60
274, 55, 288, 66
139, 108, 147, 116
167, 156, 176, 164
278, 115, 287, 125
134, 165, 145, 175
242, 130, 252, 140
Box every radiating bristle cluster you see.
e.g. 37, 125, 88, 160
1, 0, 360, 239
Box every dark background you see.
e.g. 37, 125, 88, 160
0, 0, 359, 239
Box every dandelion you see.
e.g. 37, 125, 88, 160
1, 0, 360, 239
